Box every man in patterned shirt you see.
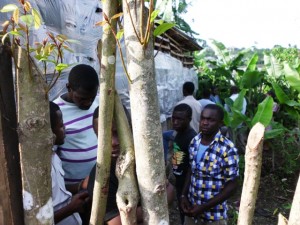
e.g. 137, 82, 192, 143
180, 104, 239, 225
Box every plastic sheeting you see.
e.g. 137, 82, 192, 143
0, 0, 198, 122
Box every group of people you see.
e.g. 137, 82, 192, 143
49, 64, 239, 225
50, 64, 130, 225
164, 81, 240, 225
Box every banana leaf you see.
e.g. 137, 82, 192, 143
251, 96, 273, 127
272, 82, 289, 104
210, 40, 231, 66
240, 71, 262, 89
264, 128, 285, 140
283, 62, 300, 92
246, 53, 258, 72
264, 53, 283, 78
233, 89, 247, 113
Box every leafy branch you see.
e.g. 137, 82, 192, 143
1, 1, 75, 94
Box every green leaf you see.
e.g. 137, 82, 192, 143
0, 4, 18, 13
251, 96, 273, 127
240, 71, 261, 89
55, 63, 69, 72
272, 82, 289, 104
283, 62, 300, 92
153, 22, 175, 37
20, 15, 34, 27
264, 53, 283, 78
233, 89, 247, 113
264, 128, 285, 140
210, 40, 231, 66
246, 53, 258, 71
32, 8, 42, 29
150, 10, 159, 23
231, 109, 248, 129
116, 29, 124, 40
285, 100, 300, 107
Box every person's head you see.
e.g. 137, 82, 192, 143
50, 102, 65, 145
211, 86, 219, 95
92, 106, 119, 159
66, 64, 99, 110
200, 104, 224, 136
230, 85, 239, 95
172, 103, 192, 132
182, 82, 195, 96
202, 88, 211, 99
266, 90, 275, 98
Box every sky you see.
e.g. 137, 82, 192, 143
182, 0, 300, 48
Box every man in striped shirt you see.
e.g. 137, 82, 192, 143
54, 64, 99, 184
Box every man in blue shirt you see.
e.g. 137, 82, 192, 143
180, 104, 239, 225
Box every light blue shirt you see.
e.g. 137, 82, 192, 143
196, 143, 209, 162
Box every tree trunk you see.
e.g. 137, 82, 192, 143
89, 1, 117, 224
115, 93, 139, 225
17, 47, 54, 225
288, 173, 300, 225
238, 122, 265, 225
0, 37, 24, 225
122, 1, 169, 224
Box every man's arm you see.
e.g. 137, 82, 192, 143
180, 167, 192, 213
54, 191, 89, 223
186, 178, 238, 217
66, 177, 89, 194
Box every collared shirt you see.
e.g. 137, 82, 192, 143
188, 131, 239, 222
177, 95, 202, 133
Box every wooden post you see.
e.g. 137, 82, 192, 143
0, 37, 24, 225
288, 174, 300, 225
238, 123, 265, 225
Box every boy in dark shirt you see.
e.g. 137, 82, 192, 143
171, 103, 197, 224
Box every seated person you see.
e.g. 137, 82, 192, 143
87, 106, 175, 225
50, 102, 89, 225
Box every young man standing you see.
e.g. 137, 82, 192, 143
54, 64, 99, 184
163, 82, 202, 161
171, 104, 197, 224
181, 104, 239, 225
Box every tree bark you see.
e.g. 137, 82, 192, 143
0, 37, 24, 225
115, 93, 139, 225
238, 122, 265, 225
89, 1, 117, 224
288, 173, 300, 225
17, 47, 54, 225
122, 1, 169, 224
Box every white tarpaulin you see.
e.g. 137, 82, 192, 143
0, 0, 198, 122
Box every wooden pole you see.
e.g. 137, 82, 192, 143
0, 36, 24, 225
238, 122, 265, 225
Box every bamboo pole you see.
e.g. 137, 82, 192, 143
288, 174, 300, 225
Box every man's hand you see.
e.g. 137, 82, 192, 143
185, 204, 205, 218
180, 196, 192, 213
69, 191, 90, 213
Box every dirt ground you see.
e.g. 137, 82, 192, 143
167, 149, 298, 225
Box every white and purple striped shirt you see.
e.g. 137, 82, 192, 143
54, 95, 99, 183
